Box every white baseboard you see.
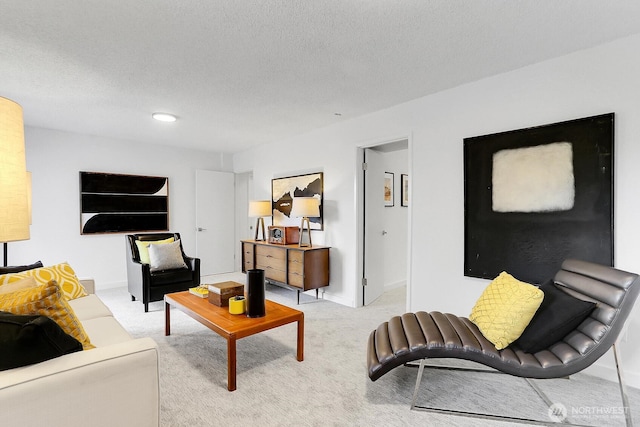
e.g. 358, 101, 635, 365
315, 289, 354, 307
97, 280, 127, 290
385, 280, 406, 292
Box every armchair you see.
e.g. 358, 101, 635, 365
126, 232, 200, 312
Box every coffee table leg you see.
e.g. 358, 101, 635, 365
227, 335, 237, 391
165, 301, 171, 336
297, 314, 304, 361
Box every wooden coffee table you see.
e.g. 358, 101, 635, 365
164, 290, 304, 391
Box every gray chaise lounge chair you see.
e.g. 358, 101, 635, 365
367, 259, 640, 426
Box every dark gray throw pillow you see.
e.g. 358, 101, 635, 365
514, 280, 596, 353
0, 261, 44, 275
0, 311, 83, 371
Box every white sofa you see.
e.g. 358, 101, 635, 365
0, 279, 160, 427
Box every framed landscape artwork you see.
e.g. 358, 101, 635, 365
80, 171, 169, 234
464, 113, 614, 283
401, 174, 409, 207
384, 172, 394, 207
272, 172, 324, 230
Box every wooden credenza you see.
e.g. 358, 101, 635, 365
241, 240, 330, 303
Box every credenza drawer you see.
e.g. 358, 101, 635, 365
256, 254, 285, 270
255, 245, 286, 260
288, 250, 303, 263
288, 271, 304, 288
259, 264, 286, 283
242, 243, 255, 272
243, 242, 254, 257
288, 260, 303, 275
256, 245, 286, 283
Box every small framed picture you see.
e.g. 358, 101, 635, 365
384, 172, 394, 207
401, 174, 408, 207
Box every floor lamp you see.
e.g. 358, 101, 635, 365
290, 197, 320, 247
249, 200, 271, 241
0, 96, 30, 267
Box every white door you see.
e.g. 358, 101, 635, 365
364, 148, 386, 305
195, 170, 235, 276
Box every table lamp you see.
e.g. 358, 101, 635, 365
248, 200, 271, 241
0, 96, 30, 266
290, 197, 320, 247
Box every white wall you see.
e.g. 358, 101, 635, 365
235, 33, 640, 386
10, 127, 233, 288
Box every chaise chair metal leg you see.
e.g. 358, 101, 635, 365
409, 354, 633, 427
410, 358, 426, 410
409, 359, 567, 426
613, 342, 634, 427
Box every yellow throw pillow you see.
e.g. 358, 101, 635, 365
135, 237, 175, 265
469, 271, 544, 350
0, 276, 38, 294
0, 280, 94, 350
0, 262, 88, 301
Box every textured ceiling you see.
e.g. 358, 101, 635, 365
2, 1, 640, 153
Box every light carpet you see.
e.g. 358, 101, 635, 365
97, 276, 639, 427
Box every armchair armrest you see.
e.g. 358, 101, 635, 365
186, 256, 201, 286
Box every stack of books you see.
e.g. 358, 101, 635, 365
188, 285, 209, 298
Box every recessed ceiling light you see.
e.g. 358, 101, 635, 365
152, 112, 177, 122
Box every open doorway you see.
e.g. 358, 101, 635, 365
360, 138, 410, 306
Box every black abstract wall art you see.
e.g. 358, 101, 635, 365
464, 113, 614, 283
272, 172, 323, 230
80, 172, 169, 234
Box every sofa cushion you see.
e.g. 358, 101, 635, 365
0, 311, 82, 371
0, 277, 38, 295
135, 237, 175, 264
0, 261, 43, 275
81, 316, 133, 347
469, 271, 544, 350
0, 262, 88, 301
148, 240, 188, 272
68, 294, 114, 322
0, 280, 94, 350
514, 279, 597, 353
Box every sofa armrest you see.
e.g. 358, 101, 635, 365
0, 337, 159, 427
79, 277, 95, 294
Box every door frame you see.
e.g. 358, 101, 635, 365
355, 133, 413, 309
234, 171, 253, 271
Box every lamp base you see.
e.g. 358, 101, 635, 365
298, 217, 312, 247
254, 217, 266, 241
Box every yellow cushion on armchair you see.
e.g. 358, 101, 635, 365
135, 237, 175, 264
